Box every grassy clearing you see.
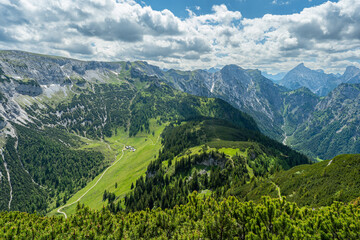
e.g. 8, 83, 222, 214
50, 119, 165, 216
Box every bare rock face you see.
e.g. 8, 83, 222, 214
158, 63, 360, 159
0, 50, 125, 85
15, 80, 43, 96
0, 117, 6, 129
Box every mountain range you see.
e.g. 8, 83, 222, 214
0, 50, 359, 218
1, 50, 359, 160
1, 51, 360, 159
0, 50, 273, 214
141, 62, 360, 160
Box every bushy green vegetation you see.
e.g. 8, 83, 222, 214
26, 74, 257, 140
1, 52, 360, 238
1, 194, 360, 239
149, 118, 308, 176
70, 76, 86, 86
0, 138, 47, 213
124, 148, 247, 212
51, 120, 164, 217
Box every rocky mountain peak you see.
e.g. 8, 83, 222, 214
294, 63, 306, 69
220, 64, 247, 76
220, 64, 244, 73
341, 66, 360, 83
344, 65, 359, 73
280, 63, 338, 96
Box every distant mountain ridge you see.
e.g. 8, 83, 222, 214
274, 63, 360, 96
340, 66, 360, 84
289, 83, 360, 159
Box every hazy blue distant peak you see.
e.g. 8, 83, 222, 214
343, 66, 360, 75
261, 71, 286, 82
279, 62, 338, 96
206, 67, 221, 73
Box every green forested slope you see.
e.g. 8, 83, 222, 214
1, 125, 105, 214
238, 154, 360, 207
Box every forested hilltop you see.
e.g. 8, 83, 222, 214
122, 118, 309, 213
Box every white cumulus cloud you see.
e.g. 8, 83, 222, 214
0, 0, 359, 73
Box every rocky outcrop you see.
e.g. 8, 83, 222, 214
156, 63, 360, 159
0, 50, 124, 85
0, 116, 6, 129
15, 80, 43, 96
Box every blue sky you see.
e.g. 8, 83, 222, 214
137, 0, 333, 19
0, 0, 358, 74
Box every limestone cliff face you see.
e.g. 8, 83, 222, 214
0, 50, 124, 85
0, 50, 127, 128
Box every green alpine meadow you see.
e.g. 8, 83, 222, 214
1, 0, 360, 238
